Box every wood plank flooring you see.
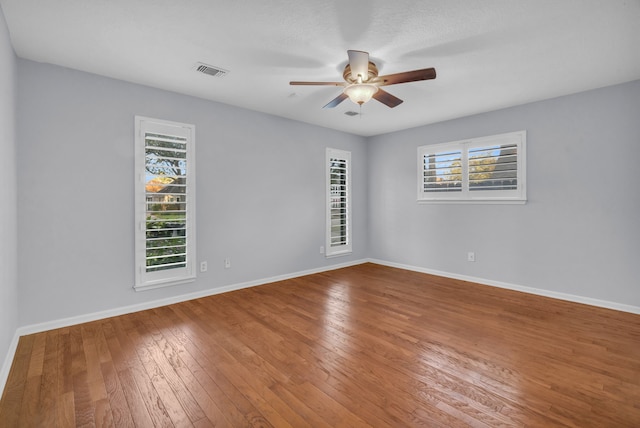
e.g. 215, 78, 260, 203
1, 263, 639, 427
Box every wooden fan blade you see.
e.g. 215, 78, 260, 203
374, 68, 436, 86
372, 88, 403, 108
290, 81, 344, 86
323, 93, 348, 109
347, 50, 370, 81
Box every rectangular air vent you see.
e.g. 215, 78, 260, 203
195, 62, 228, 78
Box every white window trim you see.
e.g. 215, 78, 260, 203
326, 148, 352, 257
134, 116, 196, 291
417, 130, 527, 204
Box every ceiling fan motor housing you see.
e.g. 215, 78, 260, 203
343, 61, 379, 83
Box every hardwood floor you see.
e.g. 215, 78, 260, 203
1, 263, 639, 427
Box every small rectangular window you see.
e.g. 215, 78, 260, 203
135, 116, 196, 290
326, 148, 352, 257
468, 143, 518, 192
422, 149, 462, 193
418, 131, 526, 203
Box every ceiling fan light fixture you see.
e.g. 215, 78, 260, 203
343, 83, 378, 105
290, 50, 435, 109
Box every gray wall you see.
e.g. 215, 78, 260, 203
368, 80, 640, 307
0, 5, 18, 380
17, 59, 368, 326
10, 52, 640, 345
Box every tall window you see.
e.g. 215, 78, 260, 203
418, 131, 526, 203
326, 148, 352, 257
135, 116, 196, 290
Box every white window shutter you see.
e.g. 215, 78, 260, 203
418, 131, 526, 203
422, 149, 463, 193
135, 117, 196, 290
326, 148, 352, 257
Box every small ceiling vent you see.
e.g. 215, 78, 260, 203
344, 111, 359, 116
195, 63, 228, 78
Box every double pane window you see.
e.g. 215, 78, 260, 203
418, 131, 526, 203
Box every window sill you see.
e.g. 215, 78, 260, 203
326, 250, 352, 258
134, 276, 196, 292
417, 199, 527, 205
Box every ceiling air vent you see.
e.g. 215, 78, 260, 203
344, 111, 359, 116
195, 62, 228, 78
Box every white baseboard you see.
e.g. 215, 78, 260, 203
16, 259, 369, 337
0, 331, 20, 398
368, 258, 640, 315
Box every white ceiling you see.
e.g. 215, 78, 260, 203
2, 0, 639, 136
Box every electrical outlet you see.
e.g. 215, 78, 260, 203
467, 252, 476, 262
200, 261, 207, 272
224, 258, 231, 269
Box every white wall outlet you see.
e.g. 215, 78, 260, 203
200, 261, 207, 272
320, 246, 325, 254
467, 252, 476, 262
224, 258, 231, 269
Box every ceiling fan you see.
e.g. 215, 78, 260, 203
290, 50, 436, 109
